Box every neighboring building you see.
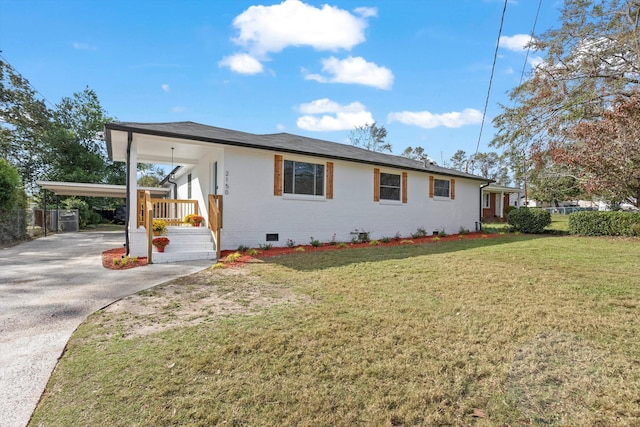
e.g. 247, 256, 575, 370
481, 184, 522, 222
105, 121, 493, 260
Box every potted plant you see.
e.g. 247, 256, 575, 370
152, 219, 167, 236
152, 236, 170, 252
184, 214, 205, 227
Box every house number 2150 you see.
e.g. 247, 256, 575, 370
225, 171, 230, 195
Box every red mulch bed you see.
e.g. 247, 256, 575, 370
102, 247, 148, 270
219, 232, 499, 267
102, 232, 499, 270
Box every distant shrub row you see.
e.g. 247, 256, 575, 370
507, 208, 552, 234
568, 211, 640, 236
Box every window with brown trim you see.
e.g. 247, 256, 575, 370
429, 176, 455, 199
274, 155, 332, 198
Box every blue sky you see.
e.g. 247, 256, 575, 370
0, 0, 560, 165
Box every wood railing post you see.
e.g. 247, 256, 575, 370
144, 191, 153, 263
208, 194, 222, 259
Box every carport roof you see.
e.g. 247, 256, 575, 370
37, 181, 170, 198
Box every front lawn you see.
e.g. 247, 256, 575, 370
31, 235, 640, 426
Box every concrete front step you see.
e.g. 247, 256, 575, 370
151, 226, 217, 264
152, 250, 217, 263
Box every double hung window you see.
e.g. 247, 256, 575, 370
380, 172, 401, 201
434, 179, 450, 198
283, 160, 324, 196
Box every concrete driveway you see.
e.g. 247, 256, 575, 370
0, 231, 212, 427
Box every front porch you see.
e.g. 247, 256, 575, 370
130, 191, 222, 264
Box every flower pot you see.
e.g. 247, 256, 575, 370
157, 246, 165, 253
153, 231, 160, 236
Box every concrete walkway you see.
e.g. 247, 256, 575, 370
0, 231, 212, 427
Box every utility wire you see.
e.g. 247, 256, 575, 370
0, 52, 56, 109
473, 0, 508, 159
518, 0, 543, 87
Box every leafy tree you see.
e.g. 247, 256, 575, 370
401, 146, 427, 160
0, 60, 52, 194
448, 150, 468, 171
555, 94, 640, 204
470, 152, 512, 186
45, 87, 115, 183
349, 122, 391, 152
138, 163, 166, 187
0, 158, 26, 210
492, 0, 640, 203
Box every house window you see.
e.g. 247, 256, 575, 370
434, 179, 450, 197
380, 172, 401, 201
187, 173, 192, 199
283, 160, 324, 196
483, 193, 491, 209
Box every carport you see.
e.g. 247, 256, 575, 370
35, 180, 170, 235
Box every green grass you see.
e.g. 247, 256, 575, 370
31, 235, 640, 426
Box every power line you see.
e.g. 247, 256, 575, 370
518, 0, 543, 87
473, 0, 508, 159
0, 52, 56, 109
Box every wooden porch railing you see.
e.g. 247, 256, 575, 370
208, 194, 223, 258
137, 190, 199, 227
143, 191, 153, 263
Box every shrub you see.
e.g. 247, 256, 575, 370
411, 227, 427, 238
247, 249, 260, 256
258, 243, 273, 250
380, 236, 392, 243
505, 205, 517, 215
309, 237, 321, 247
0, 159, 26, 210
224, 252, 242, 263
286, 239, 296, 247
237, 245, 250, 252
507, 208, 551, 234
458, 227, 470, 235
369, 240, 380, 246
568, 211, 640, 236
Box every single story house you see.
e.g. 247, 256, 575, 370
105, 121, 493, 262
481, 184, 523, 222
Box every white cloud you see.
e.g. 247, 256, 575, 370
171, 106, 186, 113
305, 56, 393, 90
354, 7, 378, 18
218, 53, 264, 74
276, 123, 286, 131
388, 108, 483, 129
73, 42, 96, 50
499, 34, 534, 52
161, 84, 170, 92
232, 0, 371, 56
297, 98, 374, 131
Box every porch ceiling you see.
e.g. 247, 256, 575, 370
108, 129, 213, 166
37, 181, 170, 198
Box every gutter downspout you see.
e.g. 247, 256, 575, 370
125, 131, 132, 256
479, 181, 491, 231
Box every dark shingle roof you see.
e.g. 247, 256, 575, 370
105, 121, 490, 181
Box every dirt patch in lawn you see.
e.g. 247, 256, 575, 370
98, 267, 310, 338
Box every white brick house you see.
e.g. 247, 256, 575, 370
105, 121, 492, 258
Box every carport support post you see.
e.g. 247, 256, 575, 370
125, 132, 136, 255
42, 190, 47, 237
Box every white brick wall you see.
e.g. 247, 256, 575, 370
203, 146, 483, 250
